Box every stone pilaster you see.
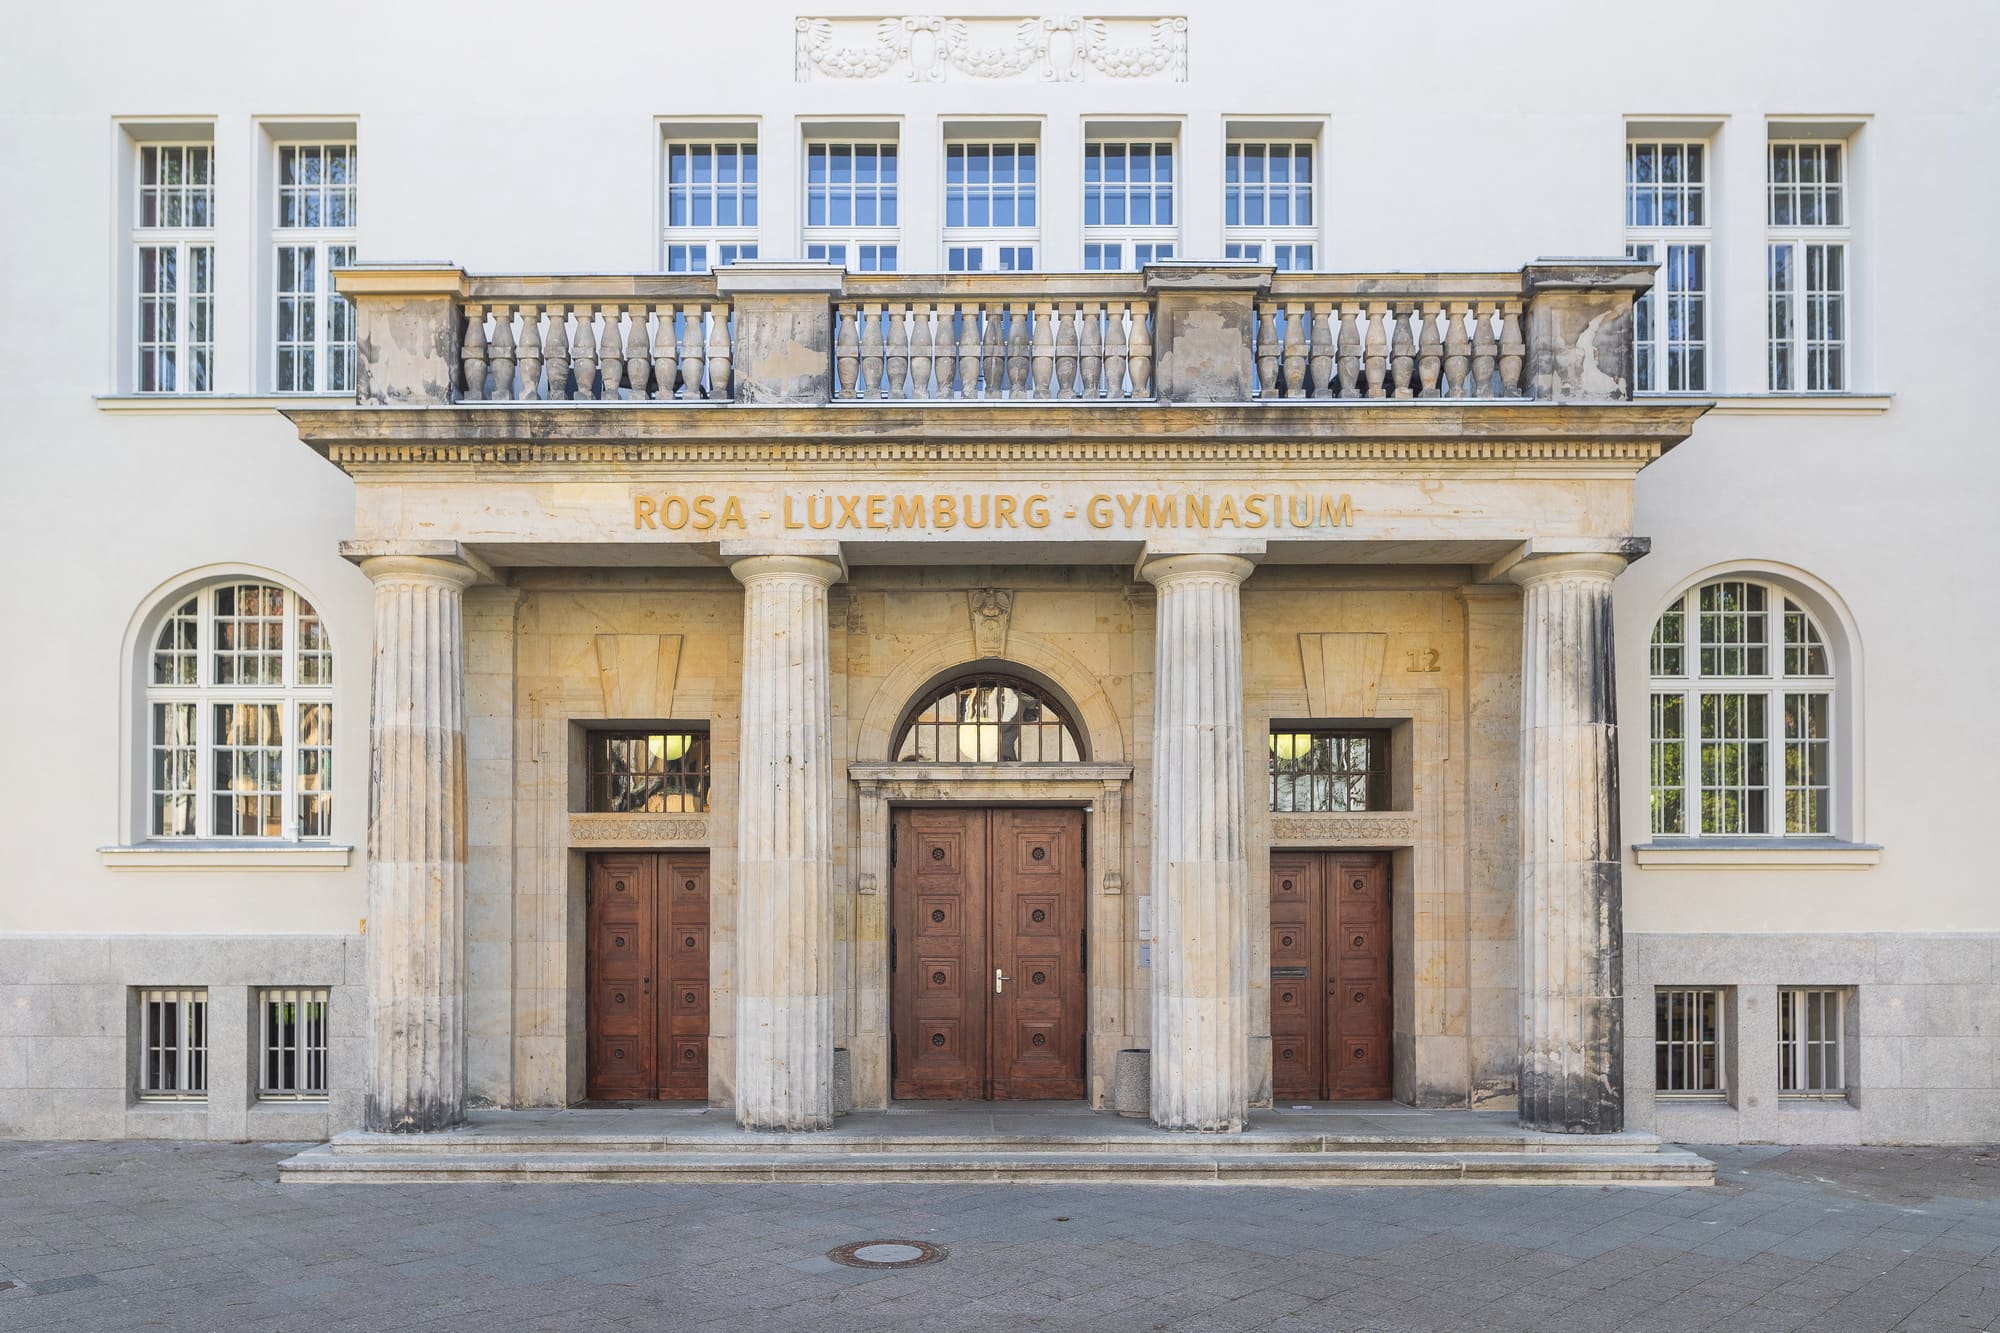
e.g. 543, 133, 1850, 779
1509, 551, 1628, 1133
728, 548, 844, 1130
1140, 551, 1257, 1131
359, 553, 479, 1133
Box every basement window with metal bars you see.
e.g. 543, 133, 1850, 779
1779, 987, 1847, 1097
1655, 987, 1727, 1096
585, 730, 712, 813
259, 988, 330, 1101
1269, 729, 1388, 812
137, 988, 208, 1101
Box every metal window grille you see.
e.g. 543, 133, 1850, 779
260, 988, 331, 1101
1654, 987, 1725, 1094
586, 731, 712, 813
1779, 988, 1845, 1095
894, 676, 1082, 764
138, 988, 208, 1100
1269, 730, 1388, 813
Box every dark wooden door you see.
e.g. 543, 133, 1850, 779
586, 852, 710, 1101
892, 808, 1085, 1100
1270, 851, 1392, 1101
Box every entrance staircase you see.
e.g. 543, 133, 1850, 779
278, 1103, 1714, 1186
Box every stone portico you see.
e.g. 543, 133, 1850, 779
291, 260, 1704, 1139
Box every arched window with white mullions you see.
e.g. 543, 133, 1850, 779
893, 673, 1085, 763
145, 580, 334, 840
1648, 576, 1837, 837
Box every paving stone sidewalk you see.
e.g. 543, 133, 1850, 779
4, 1140, 2000, 1332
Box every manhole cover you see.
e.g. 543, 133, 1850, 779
826, 1239, 946, 1270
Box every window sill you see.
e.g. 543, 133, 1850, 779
98, 843, 353, 870
1632, 839, 1882, 870
1637, 392, 1893, 416
95, 393, 350, 414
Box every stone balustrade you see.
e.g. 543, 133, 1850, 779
333, 259, 1655, 409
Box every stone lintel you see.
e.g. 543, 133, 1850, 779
712, 261, 848, 297
1142, 260, 1276, 295
1480, 537, 1649, 586
332, 263, 468, 299
1521, 258, 1657, 295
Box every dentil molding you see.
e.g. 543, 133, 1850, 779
795, 15, 1188, 83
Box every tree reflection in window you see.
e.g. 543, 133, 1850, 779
895, 675, 1082, 763
587, 731, 711, 813
1269, 729, 1387, 812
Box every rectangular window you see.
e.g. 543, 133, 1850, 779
1650, 693, 1685, 836
1224, 241, 1314, 271
271, 140, 358, 393
297, 701, 334, 840
1269, 729, 1388, 813
213, 702, 285, 837
1767, 140, 1851, 392
138, 988, 208, 1100
1779, 988, 1845, 1096
586, 730, 712, 814
805, 137, 899, 271
1783, 692, 1831, 835
1654, 987, 1725, 1095
260, 988, 331, 1101
943, 138, 1038, 274
804, 242, 897, 272
1625, 139, 1711, 392
152, 701, 199, 838
664, 139, 759, 273
1083, 138, 1177, 270
1225, 140, 1316, 271
946, 245, 1035, 272
1698, 693, 1768, 835
133, 140, 216, 394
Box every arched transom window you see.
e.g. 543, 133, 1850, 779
1649, 577, 1832, 837
894, 674, 1083, 763
147, 581, 333, 840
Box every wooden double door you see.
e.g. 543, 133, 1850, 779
892, 808, 1087, 1100
585, 852, 711, 1101
1270, 851, 1393, 1101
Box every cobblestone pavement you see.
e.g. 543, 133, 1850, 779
4, 1141, 2000, 1332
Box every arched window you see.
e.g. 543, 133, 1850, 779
146, 580, 333, 840
894, 673, 1083, 763
1648, 577, 1833, 837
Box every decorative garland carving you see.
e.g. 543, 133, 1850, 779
795, 16, 1188, 83
1270, 815, 1418, 842
568, 814, 709, 843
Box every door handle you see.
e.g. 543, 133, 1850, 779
644, 976, 652, 996
995, 968, 1011, 994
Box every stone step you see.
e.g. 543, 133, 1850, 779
280, 1144, 1714, 1187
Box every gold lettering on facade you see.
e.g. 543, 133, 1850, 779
639, 490, 1358, 536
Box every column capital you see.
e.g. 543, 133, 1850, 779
723, 544, 847, 588
356, 553, 482, 591
343, 539, 491, 587
1136, 546, 1261, 588
1505, 551, 1628, 588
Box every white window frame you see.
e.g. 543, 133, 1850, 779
942, 137, 1039, 274
1625, 137, 1712, 393
1778, 987, 1848, 1098
132, 138, 216, 394
1654, 987, 1727, 1097
259, 987, 331, 1102
662, 137, 760, 274
145, 580, 335, 843
1648, 577, 1836, 838
1082, 136, 1178, 271
1766, 139, 1851, 392
270, 138, 358, 395
1224, 139, 1317, 272
137, 988, 208, 1101
803, 135, 900, 273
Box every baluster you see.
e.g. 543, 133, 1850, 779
1390, 305, 1416, 399
1498, 302, 1525, 397
597, 308, 625, 400
955, 303, 981, 398
569, 309, 597, 400
1005, 301, 1030, 398
515, 304, 542, 400
855, 302, 882, 400
933, 305, 958, 400
1336, 304, 1361, 398
885, 302, 910, 399
909, 305, 933, 400
459, 305, 487, 401
1443, 300, 1472, 398
1282, 302, 1308, 399
644, 305, 670, 399
621, 304, 649, 399
1054, 302, 1079, 399
1104, 302, 1129, 399
706, 303, 731, 400
1306, 302, 1333, 398
486, 306, 515, 401
543, 306, 571, 400
835, 302, 859, 400
1253, 305, 1278, 399
677, 304, 704, 400
1416, 302, 1443, 398
981, 304, 1004, 401
1076, 302, 1101, 399
1126, 302, 1152, 399
1031, 301, 1055, 399
1472, 302, 1498, 398
1363, 303, 1389, 398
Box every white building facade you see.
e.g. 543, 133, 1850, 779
1, 3, 1994, 1146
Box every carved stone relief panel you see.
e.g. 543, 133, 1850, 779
795, 16, 1189, 83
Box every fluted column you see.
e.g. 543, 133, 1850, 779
1510, 551, 1628, 1133
729, 550, 843, 1130
359, 553, 479, 1133
1141, 551, 1257, 1131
